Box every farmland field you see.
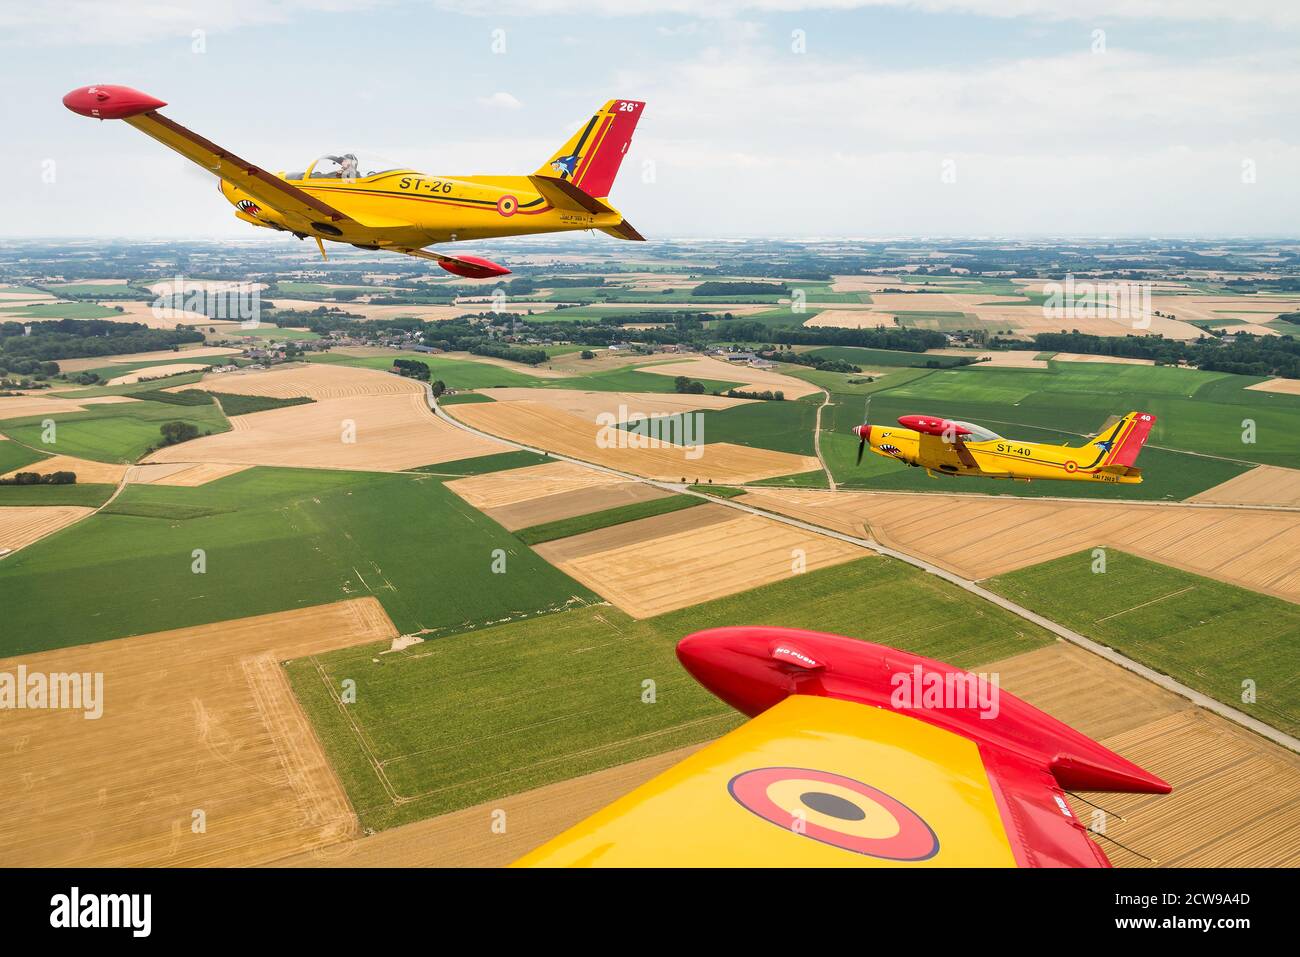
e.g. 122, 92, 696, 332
0, 400, 230, 463
985, 549, 1300, 737
515, 493, 704, 544
0, 483, 117, 507
0, 466, 597, 655
286, 556, 1053, 830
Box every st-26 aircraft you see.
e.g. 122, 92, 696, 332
852, 409, 1157, 485
62, 85, 645, 278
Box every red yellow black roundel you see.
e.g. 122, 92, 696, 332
496, 194, 518, 217
1063, 460, 1079, 474
728, 767, 939, 861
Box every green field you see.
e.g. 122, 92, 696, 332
0, 441, 48, 474
804, 347, 971, 368
436, 392, 495, 405
286, 556, 1052, 830
985, 550, 1300, 737
0, 400, 230, 464
412, 449, 550, 476
0, 466, 597, 655
687, 397, 820, 456
38, 283, 152, 298
208, 392, 313, 416
311, 352, 546, 389
515, 494, 704, 544
0, 483, 116, 507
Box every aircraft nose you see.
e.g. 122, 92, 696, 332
853, 424, 871, 441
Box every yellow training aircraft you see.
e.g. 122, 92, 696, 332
62, 85, 646, 277
852, 410, 1157, 484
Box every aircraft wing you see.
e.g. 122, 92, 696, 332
515, 627, 1170, 868
62, 85, 359, 232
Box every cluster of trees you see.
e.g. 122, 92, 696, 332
769, 350, 862, 374
723, 388, 784, 401
691, 281, 790, 297
673, 376, 707, 395
392, 358, 431, 381
1021, 331, 1300, 379
0, 319, 203, 364
158, 421, 201, 446
0, 470, 76, 486
469, 342, 548, 366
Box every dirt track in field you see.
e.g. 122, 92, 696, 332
533, 503, 868, 618
447, 400, 819, 484
736, 488, 1300, 603
0, 505, 94, 554
0, 598, 395, 867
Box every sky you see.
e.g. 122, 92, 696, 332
2, 0, 1298, 240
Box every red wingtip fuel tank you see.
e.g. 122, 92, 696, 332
62, 85, 167, 120
438, 255, 511, 279
677, 626, 1171, 795
897, 415, 971, 437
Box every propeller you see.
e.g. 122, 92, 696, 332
855, 393, 871, 465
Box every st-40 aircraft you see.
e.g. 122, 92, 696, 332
62, 85, 645, 277
852, 410, 1156, 484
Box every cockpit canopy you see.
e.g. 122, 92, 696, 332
949, 420, 1002, 442
286, 152, 404, 181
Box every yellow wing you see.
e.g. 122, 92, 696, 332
513, 696, 1017, 868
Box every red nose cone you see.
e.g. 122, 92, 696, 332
437, 255, 511, 279
62, 85, 166, 120
853, 424, 871, 441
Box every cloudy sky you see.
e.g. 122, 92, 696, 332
3, 0, 1298, 239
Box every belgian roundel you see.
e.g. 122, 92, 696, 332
496, 195, 518, 217
728, 767, 939, 861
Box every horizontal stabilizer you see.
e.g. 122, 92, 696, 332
600, 220, 646, 241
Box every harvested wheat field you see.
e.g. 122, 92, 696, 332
0, 506, 93, 555
184, 362, 422, 400
478, 387, 752, 421
0, 598, 396, 867
97, 300, 213, 328
1190, 466, 1300, 508
990, 643, 1300, 867
486, 481, 670, 531
533, 504, 866, 618
446, 460, 625, 511
0, 394, 138, 419
1, 454, 127, 485
1247, 377, 1300, 396
105, 363, 212, 386
737, 488, 1300, 603
274, 744, 707, 867
127, 462, 253, 486
55, 346, 240, 374
925, 348, 1048, 368
148, 390, 503, 472
449, 400, 819, 483
636, 356, 821, 399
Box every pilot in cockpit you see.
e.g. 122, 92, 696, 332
338, 153, 359, 181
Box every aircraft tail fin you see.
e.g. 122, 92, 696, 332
1099, 411, 1157, 467
535, 99, 644, 199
